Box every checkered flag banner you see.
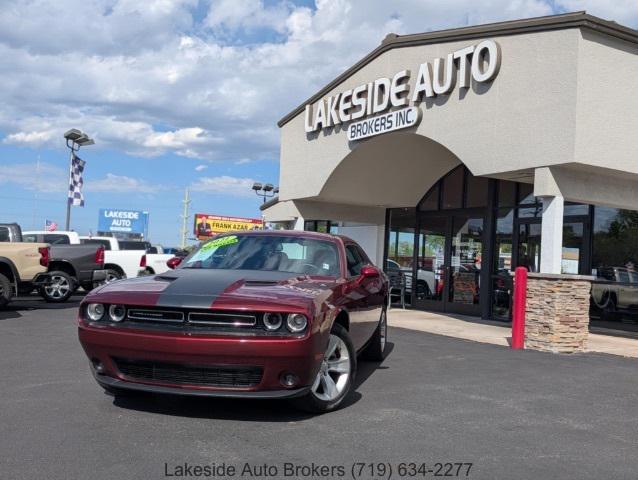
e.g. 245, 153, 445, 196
68, 153, 86, 207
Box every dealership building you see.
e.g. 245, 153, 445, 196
263, 12, 638, 345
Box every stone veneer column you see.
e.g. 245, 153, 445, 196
524, 273, 594, 353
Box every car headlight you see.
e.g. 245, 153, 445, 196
263, 312, 283, 331
286, 313, 308, 333
108, 304, 126, 322
86, 303, 105, 321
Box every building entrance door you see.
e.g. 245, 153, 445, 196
414, 213, 484, 315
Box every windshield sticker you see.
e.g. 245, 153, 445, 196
201, 235, 239, 252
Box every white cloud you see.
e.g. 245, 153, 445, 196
87, 173, 161, 194
195, 164, 208, 171
0, 162, 66, 193
190, 175, 256, 197
0, 1, 635, 164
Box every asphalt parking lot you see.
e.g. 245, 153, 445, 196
2, 297, 638, 480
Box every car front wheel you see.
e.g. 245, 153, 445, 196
293, 323, 356, 413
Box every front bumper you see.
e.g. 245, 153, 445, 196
78, 322, 325, 396
93, 368, 310, 398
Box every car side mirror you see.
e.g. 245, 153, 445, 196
167, 257, 182, 269
360, 265, 380, 279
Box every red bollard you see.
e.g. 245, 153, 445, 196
511, 266, 528, 349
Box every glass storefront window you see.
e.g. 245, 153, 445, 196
449, 216, 483, 306
498, 180, 517, 207
386, 208, 416, 307
419, 184, 439, 211
442, 168, 464, 209
494, 209, 514, 272
466, 175, 489, 208
518, 183, 535, 205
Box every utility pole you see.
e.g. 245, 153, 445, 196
179, 188, 191, 249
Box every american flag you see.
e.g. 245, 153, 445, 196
68, 153, 86, 207
45, 220, 58, 232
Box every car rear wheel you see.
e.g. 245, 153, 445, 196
362, 308, 387, 361
293, 323, 356, 413
104, 269, 122, 284
0, 273, 12, 308
39, 271, 75, 303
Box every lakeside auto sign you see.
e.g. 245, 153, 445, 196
97, 209, 149, 235
194, 213, 262, 241
304, 39, 501, 140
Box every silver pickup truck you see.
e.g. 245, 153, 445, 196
591, 266, 638, 316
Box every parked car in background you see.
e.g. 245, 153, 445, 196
138, 245, 175, 276
78, 231, 388, 413
79, 236, 146, 281
16, 229, 107, 301
0, 241, 51, 307
591, 266, 638, 316
23, 230, 81, 245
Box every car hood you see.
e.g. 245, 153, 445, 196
87, 268, 341, 310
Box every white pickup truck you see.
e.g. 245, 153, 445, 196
78, 236, 174, 279
78, 236, 148, 281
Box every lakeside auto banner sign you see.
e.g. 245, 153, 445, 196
98, 209, 149, 235
194, 213, 262, 240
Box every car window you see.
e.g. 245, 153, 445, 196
118, 241, 148, 251
81, 239, 111, 250
23, 234, 38, 243
618, 269, 630, 283
43, 234, 70, 245
183, 234, 341, 276
345, 244, 365, 277
0, 227, 9, 242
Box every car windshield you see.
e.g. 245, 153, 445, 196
182, 234, 341, 276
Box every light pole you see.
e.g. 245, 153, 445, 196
252, 183, 278, 229
252, 182, 278, 204
63, 129, 94, 231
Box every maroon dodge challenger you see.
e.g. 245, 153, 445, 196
78, 230, 388, 412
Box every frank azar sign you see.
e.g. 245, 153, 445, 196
303, 40, 501, 141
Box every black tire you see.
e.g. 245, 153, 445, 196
292, 323, 356, 413
39, 270, 75, 303
0, 272, 12, 308
362, 308, 388, 361
602, 294, 618, 321
104, 269, 122, 284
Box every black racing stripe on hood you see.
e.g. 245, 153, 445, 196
155, 269, 296, 309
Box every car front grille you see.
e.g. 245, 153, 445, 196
128, 309, 184, 323
113, 358, 263, 388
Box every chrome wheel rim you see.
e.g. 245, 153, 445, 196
105, 272, 119, 283
44, 275, 70, 299
380, 310, 387, 352
311, 334, 351, 402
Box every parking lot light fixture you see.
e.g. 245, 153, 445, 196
252, 182, 278, 204
63, 129, 95, 230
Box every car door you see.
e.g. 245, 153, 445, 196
343, 244, 384, 351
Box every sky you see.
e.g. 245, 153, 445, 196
1, 0, 637, 246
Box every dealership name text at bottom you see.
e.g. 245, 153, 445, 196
164, 461, 474, 478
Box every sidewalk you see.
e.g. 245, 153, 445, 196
388, 308, 638, 358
